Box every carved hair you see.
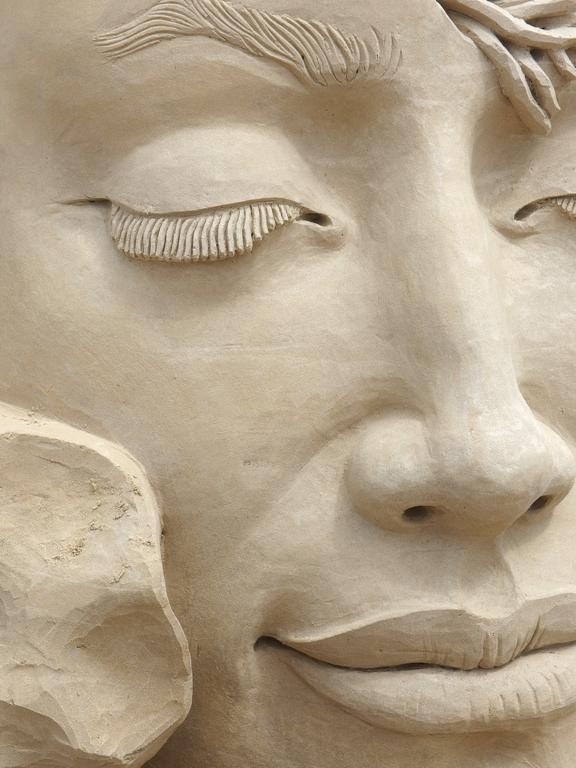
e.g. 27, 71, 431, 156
438, 0, 576, 133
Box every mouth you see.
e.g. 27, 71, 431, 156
257, 596, 576, 734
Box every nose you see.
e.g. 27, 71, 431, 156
346, 164, 576, 537
346, 409, 575, 536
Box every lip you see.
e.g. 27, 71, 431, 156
259, 595, 576, 734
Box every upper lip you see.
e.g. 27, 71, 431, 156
270, 594, 576, 671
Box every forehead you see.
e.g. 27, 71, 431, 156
1, 0, 510, 202
0, 0, 504, 213
1, 0, 484, 103
4, 0, 445, 33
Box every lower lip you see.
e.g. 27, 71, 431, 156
263, 641, 576, 734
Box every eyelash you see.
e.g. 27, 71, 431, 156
109, 200, 303, 262
551, 196, 576, 219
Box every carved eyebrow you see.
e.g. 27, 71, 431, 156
94, 0, 402, 88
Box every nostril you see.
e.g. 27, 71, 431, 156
527, 495, 553, 514
402, 505, 437, 523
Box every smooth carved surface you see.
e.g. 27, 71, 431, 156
0, 407, 192, 766
4, 0, 576, 767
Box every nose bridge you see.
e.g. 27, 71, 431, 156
385, 155, 529, 430
396, 186, 547, 492
395, 173, 515, 406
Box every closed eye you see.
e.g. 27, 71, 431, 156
515, 195, 576, 222
109, 199, 328, 262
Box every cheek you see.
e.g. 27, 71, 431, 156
502, 233, 576, 432
1, 205, 400, 487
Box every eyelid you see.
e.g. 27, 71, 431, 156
515, 194, 576, 222
109, 199, 304, 262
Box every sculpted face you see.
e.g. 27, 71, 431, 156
3, 0, 576, 765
